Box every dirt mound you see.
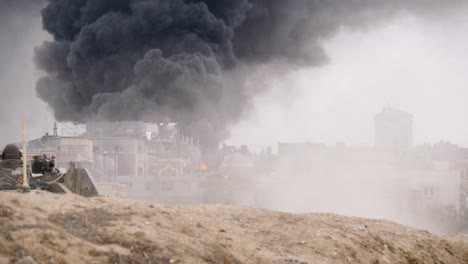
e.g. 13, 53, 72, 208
0, 191, 467, 264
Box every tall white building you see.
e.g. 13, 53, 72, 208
374, 107, 413, 151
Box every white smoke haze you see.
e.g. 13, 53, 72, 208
226, 7, 468, 232
228, 11, 468, 150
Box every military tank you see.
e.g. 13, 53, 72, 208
0, 144, 99, 197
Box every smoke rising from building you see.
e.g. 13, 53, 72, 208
35, 0, 466, 150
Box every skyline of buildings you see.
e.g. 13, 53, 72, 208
14, 106, 468, 232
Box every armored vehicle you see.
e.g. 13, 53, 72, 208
0, 144, 99, 197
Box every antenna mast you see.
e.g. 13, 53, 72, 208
22, 120, 30, 191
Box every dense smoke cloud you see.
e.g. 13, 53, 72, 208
35, 0, 466, 149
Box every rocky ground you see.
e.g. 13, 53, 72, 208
0, 191, 467, 264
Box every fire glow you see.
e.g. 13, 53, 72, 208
200, 162, 208, 171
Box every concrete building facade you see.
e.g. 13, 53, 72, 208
87, 120, 202, 204
374, 107, 413, 151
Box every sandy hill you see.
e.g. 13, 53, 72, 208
0, 191, 467, 264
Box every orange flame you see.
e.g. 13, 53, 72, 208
200, 162, 208, 171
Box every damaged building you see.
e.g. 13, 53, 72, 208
24, 120, 203, 204
201, 144, 278, 207
87, 120, 203, 204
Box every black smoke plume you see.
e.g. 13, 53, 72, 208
35, 0, 466, 149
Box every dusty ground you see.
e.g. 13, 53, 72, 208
0, 191, 467, 264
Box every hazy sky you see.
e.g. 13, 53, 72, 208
0, 1, 51, 147
228, 13, 468, 151
2, 4, 468, 151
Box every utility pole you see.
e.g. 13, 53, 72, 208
21, 120, 30, 192
53, 122, 58, 136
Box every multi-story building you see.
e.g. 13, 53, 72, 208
87, 121, 147, 199
25, 130, 93, 169
267, 106, 467, 232
23, 120, 203, 203
145, 120, 202, 204
87, 120, 202, 204
374, 107, 413, 151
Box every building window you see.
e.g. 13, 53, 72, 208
117, 154, 136, 176
423, 186, 438, 198
115, 145, 124, 152
145, 183, 152, 192
160, 182, 174, 192
177, 182, 190, 192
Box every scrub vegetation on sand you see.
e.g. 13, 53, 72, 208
0, 191, 467, 264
